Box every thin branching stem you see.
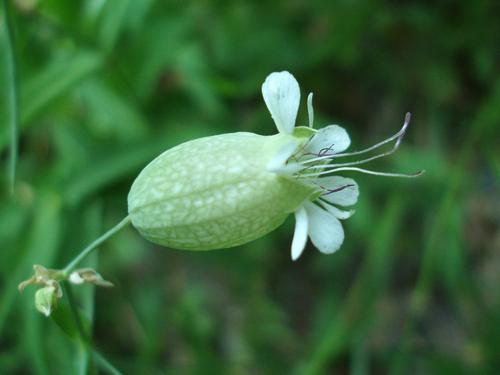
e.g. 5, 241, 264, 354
62, 216, 131, 276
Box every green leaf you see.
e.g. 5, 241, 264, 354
19, 192, 62, 375
50, 300, 89, 342
0, 51, 103, 150
0, 0, 19, 192
97, 0, 130, 51
0, 191, 61, 335
20, 51, 103, 124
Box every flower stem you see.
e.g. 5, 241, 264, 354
92, 350, 123, 375
63, 283, 123, 375
62, 216, 131, 276
63, 283, 90, 343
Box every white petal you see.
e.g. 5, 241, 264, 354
304, 202, 345, 254
318, 200, 355, 220
307, 92, 314, 128
317, 176, 359, 206
291, 206, 309, 261
262, 71, 300, 134
305, 125, 350, 155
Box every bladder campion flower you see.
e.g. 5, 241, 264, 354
128, 71, 422, 260
20, 71, 422, 316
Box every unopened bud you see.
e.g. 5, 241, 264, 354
34, 282, 61, 317
69, 268, 113, 288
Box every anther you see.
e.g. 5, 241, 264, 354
320, 184, 356, 196
300, 112, 413, 165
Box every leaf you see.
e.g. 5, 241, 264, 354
0, 50, 103, 150
77, 79, 148, 141
0, 0, 19, 192
19, 192, 62, 375
0, 191, 61, 335
50, 300, 90, 343
62, 124, 210, 206
20, 51, 103, 124
97, 0, 130, 51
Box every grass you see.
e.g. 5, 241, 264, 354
1, 1, 499, 374
1, 0, 18, 193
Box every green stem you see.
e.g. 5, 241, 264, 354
63, 283, 123, 375
2, 0, 19, 194
62, 216, 131, 276
63, 283, 90, 343
92, 351, 123, 375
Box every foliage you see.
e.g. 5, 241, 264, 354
1, 0, 499, 374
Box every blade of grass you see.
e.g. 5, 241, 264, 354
62, 124, 211, 206
19, 191, 62, 375
20, 51, 103, 124
75, 202, 103, 375
297, 194, 405, 375
98, 0, 130, 51
0, 50, 103, 150
485, 141, 499, 180
92, 350, 123, 375
63, 283, 123, 375
0, 191, 61, 335
389, 80, 500, 373
0, 0, 19, 193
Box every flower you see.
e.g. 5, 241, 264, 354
127, 71, 422, 260
262, 71, 421, 259
262, 71, 359, 260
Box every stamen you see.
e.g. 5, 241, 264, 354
319, 184, 356, 196
299, 167, 425, 179
319, 144, 335, 156
307, 93, 314, 128
300, 112, 412, 164
302, 132, 406, 169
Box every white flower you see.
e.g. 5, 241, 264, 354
262, 71, 420, 260
127, 71, 421, 259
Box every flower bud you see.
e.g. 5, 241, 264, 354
34, 282, 61, 317
18, 264, 63, 292
69, 268, 113, 287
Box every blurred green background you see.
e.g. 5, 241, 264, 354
1, 0, 499, 374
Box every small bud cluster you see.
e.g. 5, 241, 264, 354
18, 265, 112, 317
18, 265, 64, 317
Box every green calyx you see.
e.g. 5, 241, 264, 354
128, 132, 316, 250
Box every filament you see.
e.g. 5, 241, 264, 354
301, 112, 412, 164
318, 184, 356, 195
299, 167, 425, 179
302, 138, 404, 170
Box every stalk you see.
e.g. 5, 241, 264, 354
62, 216, 131, 276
